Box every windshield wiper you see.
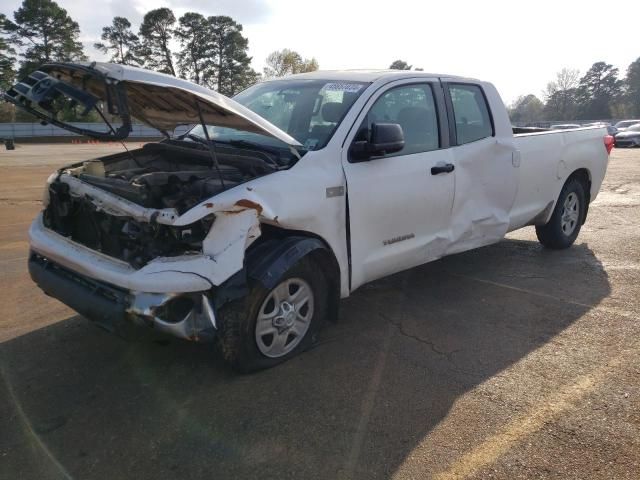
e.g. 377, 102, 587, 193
183, 133, 208, 145
221, 139, 284, 157
182, 134, 293, 165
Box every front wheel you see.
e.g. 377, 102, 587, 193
216, 256, 328, 372
535, 178, 586, 249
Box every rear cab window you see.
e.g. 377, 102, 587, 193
447, 83, 494, 145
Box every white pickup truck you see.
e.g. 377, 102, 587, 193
5, 63, 613, 371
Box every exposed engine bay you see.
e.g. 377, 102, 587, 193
43, 140, 280, 268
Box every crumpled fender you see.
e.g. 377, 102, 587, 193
60, 173, 276, 288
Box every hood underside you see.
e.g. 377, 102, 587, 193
3, 62, 301, 147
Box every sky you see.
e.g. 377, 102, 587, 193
2, 0, 639, 104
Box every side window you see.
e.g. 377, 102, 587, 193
448, 84, 493, 145
357, 83, 439, 157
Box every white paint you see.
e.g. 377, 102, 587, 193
43, 63, 301, 147
28, 67, 609, 304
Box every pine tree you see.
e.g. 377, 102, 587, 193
4, 0, 86, 79
138, 8, 176, 76
94, 17, 142, 66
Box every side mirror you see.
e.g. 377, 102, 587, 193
350, 123, 405, 161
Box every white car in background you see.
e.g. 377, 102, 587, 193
614, 123, 640, 147
614, 119, 640, 132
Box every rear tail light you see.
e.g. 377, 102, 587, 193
604, 135, 615, 155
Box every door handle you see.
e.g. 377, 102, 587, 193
431, 163, 455, 175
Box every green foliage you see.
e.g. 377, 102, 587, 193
389, 60, 412, 70
575, 62, 622, 119
175, 12, 212, 85
139, 8, 176, 75
625, 57, 640, 117
543, 68, 580, 121
514, 62, 639, 122
263, 49, 318, 78
508, 94, 545, 123
207, 16, 258, 96
0, 14, 17, 92
4, 0, 86, 79
173, 13, 259, 95
95, 17, 142, 66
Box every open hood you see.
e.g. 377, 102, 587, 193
3, 62, 302, 147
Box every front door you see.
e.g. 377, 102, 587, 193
341, 80, 455, 290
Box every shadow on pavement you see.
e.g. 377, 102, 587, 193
0, 239, 610, 479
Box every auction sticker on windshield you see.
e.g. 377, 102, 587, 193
324, 83, 364, 93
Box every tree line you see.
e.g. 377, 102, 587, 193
509, 60, 640, 124
0, 0, 320, 121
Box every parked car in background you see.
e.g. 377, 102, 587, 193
584, 122, 618, 136
614, 123, 640, 147
614, 120, 640, 131
550, 124, 581, 130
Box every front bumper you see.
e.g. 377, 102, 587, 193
29, 213, 216, 293
29, 252, 217, 342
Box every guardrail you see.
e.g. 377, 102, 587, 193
0, 122, 191, 139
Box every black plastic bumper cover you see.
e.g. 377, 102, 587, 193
28, 252, 131, 334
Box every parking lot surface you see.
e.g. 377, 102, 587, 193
1, 143, 639, 479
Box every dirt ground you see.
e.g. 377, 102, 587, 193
0, 143, 638, 480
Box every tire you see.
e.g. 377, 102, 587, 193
216, 256, 328, 373
535, 177, 586, 249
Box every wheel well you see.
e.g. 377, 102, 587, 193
566, 168, 592, 224
251, 224, 341, 322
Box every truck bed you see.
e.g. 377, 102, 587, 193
508, 126, 609, 231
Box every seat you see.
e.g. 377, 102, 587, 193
396, 106, 437, 152
309, 102, 346, 140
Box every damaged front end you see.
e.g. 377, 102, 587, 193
43, 141, 276, 268
10, 62, 303, 342
29, 253, 218, 341
31, 140, 279, 341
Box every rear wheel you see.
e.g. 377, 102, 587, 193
535, 178, 586, 249
217, 256, 327, 372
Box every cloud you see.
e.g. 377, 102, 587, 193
173, 0, 272, 24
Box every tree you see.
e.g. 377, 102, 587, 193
389, 60, 411, 70
543, 68, 580, 120
575, 61, 622, 119
508, 94, 544, 124
94, 17, 141, 66
208, 16, 258, 96
138, 8, 176, 75
175, 12, 212, 85
4, 0, 86, 78
263, 49, 318, 78
0, 14, 16, 92
624, 57, 640, 117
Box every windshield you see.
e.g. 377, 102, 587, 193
627, 124, 640, 132
189, 79, 369, 151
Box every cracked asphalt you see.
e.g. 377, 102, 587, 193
1, 143, 639, 479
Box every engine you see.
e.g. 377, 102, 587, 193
42, 140, 278, 268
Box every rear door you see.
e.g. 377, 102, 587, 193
442, 81, 519, 254
341, 79, 455, 290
